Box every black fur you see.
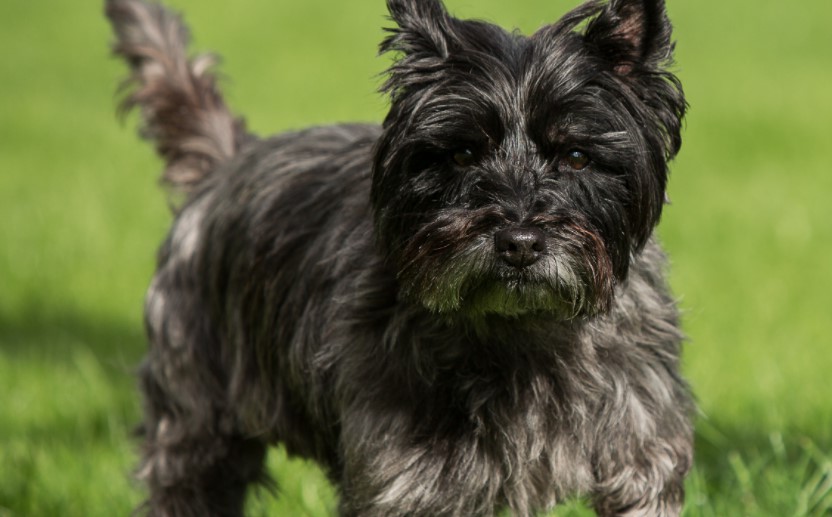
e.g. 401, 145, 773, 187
106, 0, 694, 515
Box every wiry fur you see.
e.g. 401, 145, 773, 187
106, 0, 695, 515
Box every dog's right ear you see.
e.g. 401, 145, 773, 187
384, 0, 453, 58
380, 0, 456, 98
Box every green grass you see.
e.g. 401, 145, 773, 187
1, 0, 830, 515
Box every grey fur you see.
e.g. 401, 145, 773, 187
106, 0, 695, 515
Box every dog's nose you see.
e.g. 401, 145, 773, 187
494, 227, 546, 268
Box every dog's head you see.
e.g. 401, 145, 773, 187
371, 0, 685, 319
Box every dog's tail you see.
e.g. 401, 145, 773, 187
105, 0, 248, 194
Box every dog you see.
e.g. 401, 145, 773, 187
106, 0, 694, 515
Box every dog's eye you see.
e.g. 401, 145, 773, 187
562, 150, 590, 171
452, 148, 476, 167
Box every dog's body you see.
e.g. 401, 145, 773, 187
106, 0, 694, 515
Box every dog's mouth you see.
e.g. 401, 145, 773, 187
394, 211, 616, 319
456, 274, 568, 318
404, 250, 597, 320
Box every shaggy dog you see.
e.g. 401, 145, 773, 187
106, 0, 694, 515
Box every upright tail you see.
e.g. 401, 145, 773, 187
105, 0, 248, 194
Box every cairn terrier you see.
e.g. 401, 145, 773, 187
106, 0, 694, 515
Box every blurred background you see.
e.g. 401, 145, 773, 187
1, 0, 829, 515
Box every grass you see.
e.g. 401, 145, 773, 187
1, 0, 830, 515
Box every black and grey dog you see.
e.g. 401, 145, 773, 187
106, 0, 694, 515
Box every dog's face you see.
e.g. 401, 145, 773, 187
371, 0, 685, 319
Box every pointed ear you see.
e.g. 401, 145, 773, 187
383, 0, 454, 58
584, 0, 674, 76
380, 0, 458, 99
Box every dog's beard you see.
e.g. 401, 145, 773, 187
394, 208, 615, 319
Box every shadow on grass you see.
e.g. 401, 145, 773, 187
0, 305, 147, 515
0, 303, 146, 436
0, 303, 146, 366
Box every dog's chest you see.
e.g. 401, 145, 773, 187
465, 372, 594, 498
398, 357, 597, 510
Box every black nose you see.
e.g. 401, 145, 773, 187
494, 227, 546, 268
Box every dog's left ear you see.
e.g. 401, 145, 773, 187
584, 0, 674, 76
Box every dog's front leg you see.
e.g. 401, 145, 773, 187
591, 443, 689, 517
335, 404, 500, 517
589, 388, 693, 516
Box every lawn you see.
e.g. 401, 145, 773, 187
1, 0, 830, 515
